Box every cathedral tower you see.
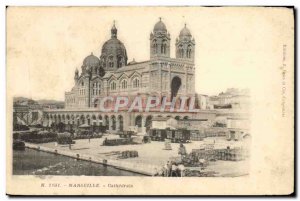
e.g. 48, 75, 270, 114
150, 18, 171, 59
176, 24, 195, 62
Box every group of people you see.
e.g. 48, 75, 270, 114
154, 161, 186, 177
153, 143, 188, 177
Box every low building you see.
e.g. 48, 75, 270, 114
151, 116, 212, 131
196, 94, 209, 110
151, 117, 177, 130
227, 117, 250, 140
177, 119, 211, 130
208, 88, 250, 110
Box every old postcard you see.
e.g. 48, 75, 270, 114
6, 6, 294, 195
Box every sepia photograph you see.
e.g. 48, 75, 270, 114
6, 6, 294, 196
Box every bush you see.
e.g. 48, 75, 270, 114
16, 131, 57, 143
13, 124, 29, 131
26, 138, 56, 144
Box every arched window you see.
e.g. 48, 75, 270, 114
161, 40, 167, 54
117, 56, 123, 68
152, 39, 157, 54
92, 83, 96, 95
92, 82, 101, 95
102, 57, 106, 67
187, 45, 192, 58
79, 88, 85, 96
121, 79, 127, 89
132, 77, 140, 88
178, 45, 184, 58
97, 82, 101, 94
109, 56, 114, 68
110, 81, 117, 91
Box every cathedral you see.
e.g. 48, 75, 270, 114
44, 18, 216, 133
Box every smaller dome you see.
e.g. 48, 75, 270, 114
83, 53, 100, 67
154, 18, 167, 33
180, 24, 192, 37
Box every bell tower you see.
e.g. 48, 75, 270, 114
176, 24, 195, 62
150, 18, 171, 59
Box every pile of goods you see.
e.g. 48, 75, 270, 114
181, 152, 210, 167
149, 129, 167, 141
190, 146, 248, 162
119, 150, 139, 159
214, 148, 247, 161
118, 131, 134, 138
149, 128, 191, 143
166, 130, 191, 143
190, 130, 205, 141
175, 144, 249, 168
102, 138, 133, 146
102, 136, 144, 146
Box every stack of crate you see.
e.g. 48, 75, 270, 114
191, 147, 247, 162
166, 130, 173, 139
190, 131, 203, 141
214, 148, 245, 161
175, 130, 182, 139
191, 149, 217, 161
121, 150, 139, 158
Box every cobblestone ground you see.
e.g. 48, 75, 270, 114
40, 135, 250, 177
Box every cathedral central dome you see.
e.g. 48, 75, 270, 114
101, 38, 127, 56
100, 22, 128, 70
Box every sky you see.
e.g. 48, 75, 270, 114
7, 7, 290, 101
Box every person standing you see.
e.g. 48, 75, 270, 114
178, 163, 185, 177
164, 162, 170, 177
171, 163, 178, 177
178, 143, 187, 160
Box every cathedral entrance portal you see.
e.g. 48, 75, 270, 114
171, 76, 182, 99
135, 115, 142, 128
